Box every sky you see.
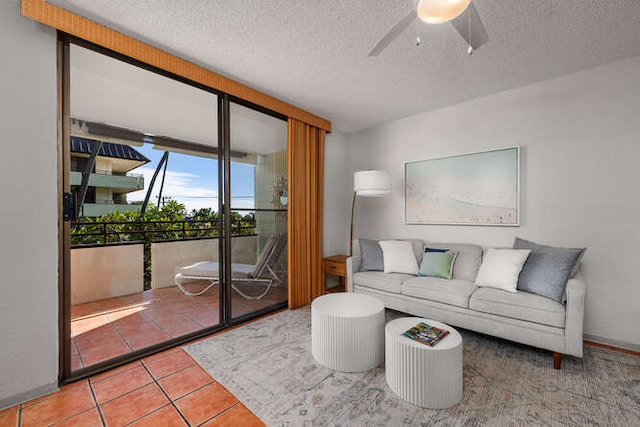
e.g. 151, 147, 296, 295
127, 143, 256, 212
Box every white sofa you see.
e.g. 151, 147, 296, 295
346, 239, 586, 369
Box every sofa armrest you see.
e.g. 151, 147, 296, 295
346, 256, 361, 293
564, 272, 586, 358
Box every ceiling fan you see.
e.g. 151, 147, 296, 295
368, 0, 489, 57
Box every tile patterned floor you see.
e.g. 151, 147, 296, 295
0, 348, 264, 427
71, 284, 287, 370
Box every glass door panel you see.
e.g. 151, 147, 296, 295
228, 102, 288, 319
68, 44, 220, 375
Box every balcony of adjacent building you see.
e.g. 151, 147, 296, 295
70, 136, 150, 217
70, 169, 145, 216
70, 169, 145, 192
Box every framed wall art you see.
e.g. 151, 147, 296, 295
404, 147, 520, 226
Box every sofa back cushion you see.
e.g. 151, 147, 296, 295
402, 239, 427, 264
513, 237, 586, 302
379, 240, 419, 275
423, 243, 483, 281
359, 239, 384, 271
353, 238, 425, 266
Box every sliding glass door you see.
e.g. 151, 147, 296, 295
228, 102, 288, 320
64, 42, 287, 381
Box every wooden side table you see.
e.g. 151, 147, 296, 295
323, 254, 348, 293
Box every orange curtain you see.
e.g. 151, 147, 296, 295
287, 119, 325, 308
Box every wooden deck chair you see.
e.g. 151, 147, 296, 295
174, 233, 286, 299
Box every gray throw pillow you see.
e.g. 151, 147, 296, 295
514, 238, 586, 302
359, 239, 384, 271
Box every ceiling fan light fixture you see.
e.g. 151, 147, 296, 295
417, 0, 472, 24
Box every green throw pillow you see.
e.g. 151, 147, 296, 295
418, 252, 457, 279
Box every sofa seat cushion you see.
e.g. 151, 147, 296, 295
402, 277, 478, 309
469, 287, 566, 328
353, 271, 414, 294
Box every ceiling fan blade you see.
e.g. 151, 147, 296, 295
450, 2, 489, 51
368, 9, 417, 57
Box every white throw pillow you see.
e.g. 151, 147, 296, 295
379, 240, 419, 275
475, 249, 531, 293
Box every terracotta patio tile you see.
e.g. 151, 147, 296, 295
60, 380, 92, 394
80, 340, 131, 366
127, 405, 187, 427
112, 320, 154, 337
90, 361, 141, 383
49, 407, 102, 427
92, 297, 129, 311
71, 340, 81, 357
71, 302, 100, 318
0, 406, 19, 427
146, 313, 192, 326
159, 319, 204, 338
74, 328, 123, 349
183, 310, 219, 327
71, 315, 112, 335
123, 327, 170, 351
110, 311, 148, 325
158, 364, 214, 400
141, 347, 180, 363
20, 382, 95, 426
71, 355, 84, 371
22, 379, 88, 408
91, 365, 153, 404
105, 306, 148, 322
100, 383, 169, 427
174, 383, 237, 426
143, 349, 195, 380
201, 403, 265, 427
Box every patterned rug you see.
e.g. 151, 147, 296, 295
185, 307, 640, 426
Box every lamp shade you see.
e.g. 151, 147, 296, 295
417, 0, 471, 24
354, 170, 390, 197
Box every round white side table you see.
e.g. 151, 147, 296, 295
311, 293, 385, 372
385, 317, 463, 408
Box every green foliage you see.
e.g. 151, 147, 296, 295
70, 201, 256, 290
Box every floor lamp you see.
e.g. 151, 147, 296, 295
350, 170, 391, 255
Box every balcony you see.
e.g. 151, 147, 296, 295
69, 218, 287, 370
70, 169, 145, 191
71, 273, 288, 369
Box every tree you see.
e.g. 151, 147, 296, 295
70, 201, 256, 289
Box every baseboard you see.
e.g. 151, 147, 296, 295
0, 382, 58, 411
584, 334, 640, 355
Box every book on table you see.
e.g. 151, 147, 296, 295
402, 322, 450, 347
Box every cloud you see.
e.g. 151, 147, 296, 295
128, 167, 254, 211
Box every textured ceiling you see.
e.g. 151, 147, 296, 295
49, 0, 640, 133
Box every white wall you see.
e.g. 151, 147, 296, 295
323, 132, 352, 256
71, 245, 144, 304
0, 0, 59, 409
347, 56, 640, 350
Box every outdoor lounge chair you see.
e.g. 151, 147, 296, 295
174, 233, 286, 299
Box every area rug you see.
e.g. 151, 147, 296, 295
185, 307, 640, 426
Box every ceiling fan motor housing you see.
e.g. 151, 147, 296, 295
417, 0, 472, 24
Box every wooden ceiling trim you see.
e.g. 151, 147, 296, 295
21, 0, 332, 132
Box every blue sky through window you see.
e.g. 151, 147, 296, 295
128, 143, 255, 212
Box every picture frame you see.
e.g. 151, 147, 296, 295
404, 147, 520, 226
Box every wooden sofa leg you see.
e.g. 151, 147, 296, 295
553, 352, 562, 369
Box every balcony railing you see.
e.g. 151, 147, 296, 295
70, 171, 144, 191
93, 168, 144, 179
71, 218, 256, 246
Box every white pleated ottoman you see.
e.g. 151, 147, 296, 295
311, 293, 385, 372
385, 317, 463, 408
